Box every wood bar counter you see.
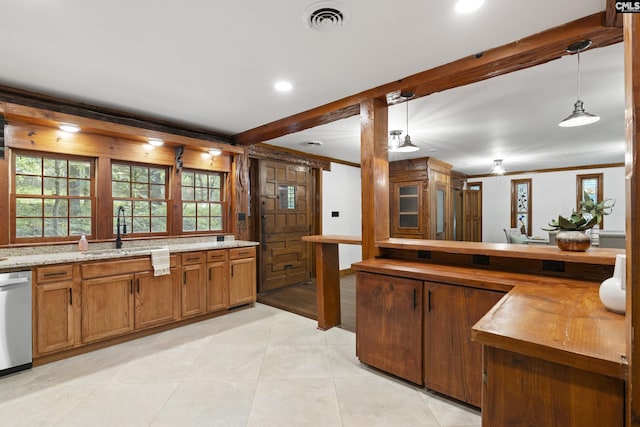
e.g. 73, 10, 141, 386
350, 238, 626, 423
301, 235, 361, 330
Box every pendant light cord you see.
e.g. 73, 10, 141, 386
406, 99, 409, 136
576, 50, 581, 100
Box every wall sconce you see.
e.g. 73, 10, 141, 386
148, 138, 164, 147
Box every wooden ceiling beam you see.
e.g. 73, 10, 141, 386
233, 12, 622, 146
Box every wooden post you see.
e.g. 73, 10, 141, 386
360, 98, 389, 260
625, 13, 640, 427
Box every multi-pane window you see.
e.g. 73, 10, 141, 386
577, 173, 604, 227
181, 170, 224, 232
14, 153, 93, 240
111, 163, 168, 234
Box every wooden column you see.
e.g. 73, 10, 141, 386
233, 150, 250, 241
360, 98, 389, 260
625, 13, 640, 427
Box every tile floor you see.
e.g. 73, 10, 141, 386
0, 303, 481, 427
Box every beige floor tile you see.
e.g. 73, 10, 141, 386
151, 380, 256, 427
334, 376, 439, 427
327, 344, 377, 378
0, 383, 96, 427
206, 317, 275, 347
184, 345, 266, 381
420, 390, 481, 427
259, 345, 332, 379
268, 312, 328, 346
56, 382, 178, 427
107, 346, 203, 384
247, 378, 342, 427
323, 326, 356, 346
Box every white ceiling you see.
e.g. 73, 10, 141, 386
0, 1, 623, 175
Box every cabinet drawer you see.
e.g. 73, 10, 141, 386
229, 247, 255, 260
182, 252, 205, 265
81, 255, 177, 278
207, 249, 228, 263
36, 264, 74, 283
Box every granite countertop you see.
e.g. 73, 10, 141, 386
0, 237, 259, 271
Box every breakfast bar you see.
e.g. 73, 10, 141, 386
347, 238, 625, 424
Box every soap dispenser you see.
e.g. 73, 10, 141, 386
78, 234, 89, 252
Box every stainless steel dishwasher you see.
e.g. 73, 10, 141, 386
0, 271, 32, 377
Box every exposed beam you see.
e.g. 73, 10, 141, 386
0, 84, 232, 145
233, 12, 622, 146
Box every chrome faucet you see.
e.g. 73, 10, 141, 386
115, 206, 127, 249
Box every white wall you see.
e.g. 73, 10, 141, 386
322, 163, 362, 270
475, 166, 625, 243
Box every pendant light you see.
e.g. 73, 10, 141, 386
396, 91, 419, 153
558, 40, 600, 128
388, 130, 403, 152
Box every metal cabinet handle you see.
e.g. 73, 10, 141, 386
137, 278, 140, 294
69, 288, 73, 305
427, 289, 432, 312
130, 279, 133, 294
413, 288, 417, 310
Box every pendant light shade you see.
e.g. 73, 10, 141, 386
388, 130, 402, 152
395, 91, 419, 153
559, 40, 600, 128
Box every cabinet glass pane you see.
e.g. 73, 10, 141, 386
399, 214, 418, 228
436, 188, 445, 233
399, 185, 418, 196
399, 197, 418, 213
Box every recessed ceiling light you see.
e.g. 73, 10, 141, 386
302, 140, 323, 147
148, 138, 164, 147
274, 81, 293, 92
208, 148, 222, 156
455, 0, 484, 13
59, 123, 81, 133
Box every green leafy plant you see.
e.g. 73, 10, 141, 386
543, 192, 615, 232
578, 191, 615, 226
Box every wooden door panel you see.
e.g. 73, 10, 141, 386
81, 274, 134, 343
259, 160, 312, 293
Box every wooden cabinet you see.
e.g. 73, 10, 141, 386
356, 272, 423, 385
229, 247, 256, 307
181, 252, 207, 317
389, 157, 453, 240
207, 249, 229, 312
424, 282, 504, 407
134, 269, 180, 330
482, 347, 624, 427
34, 264, 78, 356
81, 274, 135, 343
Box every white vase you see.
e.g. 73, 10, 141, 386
599, 254, 626, 314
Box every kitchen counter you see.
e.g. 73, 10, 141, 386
0, 237, 259, 271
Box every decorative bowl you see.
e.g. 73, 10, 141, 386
556, 230, 591, 252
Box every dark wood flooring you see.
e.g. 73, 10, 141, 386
257, 273, 356, 332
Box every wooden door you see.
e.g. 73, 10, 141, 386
134, 269, 180, 330
181, 263, 206, 317
259, 160, 312, 292
207, 260, 229, 312
424, 282, 504, 407
230, 257, 256, 306
81, 274, 134, 343
35, 281, 75, 355
463, 189, 482, 242
433, 181, 449, 240
356, 272, 423, 385
390, 181, 426, 238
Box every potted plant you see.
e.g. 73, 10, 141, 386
544, 192, 615, 251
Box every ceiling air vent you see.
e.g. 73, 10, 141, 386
303, 1, 350, 31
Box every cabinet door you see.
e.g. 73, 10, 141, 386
207, 261, 229, 312
35, 281, 75, 355
424, 282, 504, 406
134, 268, 180, 330
356, 272, 423, 385
391, 181, 425, 238
81, 274, 134, 343
229, 257, 256, 307
181, 263, 206, 317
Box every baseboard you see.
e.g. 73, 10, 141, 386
339, 268, 356, 276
